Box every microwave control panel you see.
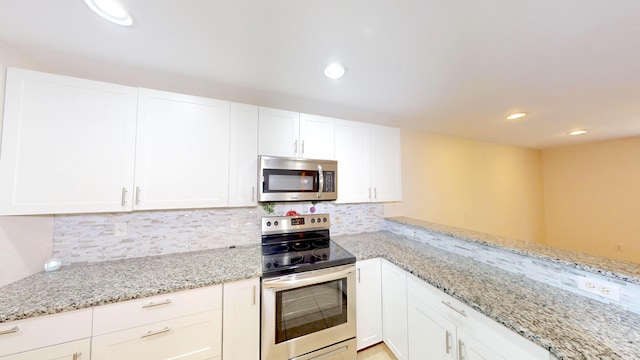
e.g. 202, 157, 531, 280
323, 171, 336, 192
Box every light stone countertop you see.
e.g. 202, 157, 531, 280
0, 245, 261, 323
388, 216, 640, 284
333, 231, 640, 360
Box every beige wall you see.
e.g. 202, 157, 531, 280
0, 39, 55, 286
386, 129, 545, 243
542, 136, 640, 263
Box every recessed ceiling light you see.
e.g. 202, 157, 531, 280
324, 63, 346, 80
506, 112, 528, 120
84, 0, 133, 26
568, 129, 589, 136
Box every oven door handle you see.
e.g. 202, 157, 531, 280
263, 265, 354, 290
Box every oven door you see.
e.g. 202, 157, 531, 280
261, 264, 356, 360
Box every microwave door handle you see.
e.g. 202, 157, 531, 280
318, 164, 324, 199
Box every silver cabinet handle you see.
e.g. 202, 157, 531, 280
357, 268, 361, 283
301, 140, 305, 155
72, 352, 82, 360
442, 301, 467, 317
135, 186, 141, 205
0, 326, 19, 336
121, 187, 128, 206
253, 285, 256, 305
368, 187, 372, 199
294, 140, 298, 155
374, 187, 377, 199
252, 186, 255, 202
458, 339, 465, 360
445, 330, 452, 354
142, 299, 172, 309
141, 326, 171, 339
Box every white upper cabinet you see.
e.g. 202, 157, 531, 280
334, 121, 401, 203
0, 68, 137, 215
369, 124, 402, 202
299, 113, 335, 160
228, 103, 259, 207
134, 89, 230, 210
258, 107, 335, 159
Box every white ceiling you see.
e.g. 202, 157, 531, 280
0, 0, 639, 149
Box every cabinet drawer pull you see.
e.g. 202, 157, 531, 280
142, 299, 172, 309
0, 326, 19, 336
141, 326, 171, 338
441, 301, 467, 317
72, 352, 82, 360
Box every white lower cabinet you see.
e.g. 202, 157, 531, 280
222, 277, 260, 360
356, 259, 383, 350
91, 311, 222, 360
406, 273, 550, 360
0, 339, 90, 360
381, 260, 408, 359
0, 308, 92, 358
91, 284, 223, 360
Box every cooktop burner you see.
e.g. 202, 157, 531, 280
261, 214, 356, 278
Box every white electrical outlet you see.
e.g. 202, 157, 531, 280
230, 216, 238, 229
357, 210, 364, 219
114, 222, 127, 237
577, 277, 620, 301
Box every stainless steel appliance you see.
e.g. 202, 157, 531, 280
261, 214, 357, 360
258, 156, 338, 202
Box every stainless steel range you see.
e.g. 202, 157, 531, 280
261, 214, 357, 360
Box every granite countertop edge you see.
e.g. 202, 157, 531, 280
387, 216, 640, 285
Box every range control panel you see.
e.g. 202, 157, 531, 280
261, 214, 330, 235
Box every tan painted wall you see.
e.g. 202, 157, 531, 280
386, 129, 545, 243
542, 136, 640, 263
0, 39, 55, 286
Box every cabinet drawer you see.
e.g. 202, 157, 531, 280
0, 309, 92, 357
91, 310, 222, 360
93, 285, 222, 336
407, 273, 469, 328
0, 338, 91, 360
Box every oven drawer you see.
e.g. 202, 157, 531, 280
291, 338, 356, 360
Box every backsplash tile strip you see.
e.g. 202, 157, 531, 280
52, 203, 385, 265
385, 219, 640, 315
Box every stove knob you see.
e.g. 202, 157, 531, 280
273, 260, 279, 268
274, 221, 279, 226
317, 218, 321, 223
266, 263, 272, 269
310, 218, 315, 223
322, 217, 327, 223
266, 221, 272, 227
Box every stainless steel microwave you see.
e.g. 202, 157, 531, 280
258, 156, 337, 202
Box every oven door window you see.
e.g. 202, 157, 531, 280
263, 169, 319, 193
275, 278, 348, 343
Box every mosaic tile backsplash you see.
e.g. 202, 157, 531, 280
52, 202, 385, 264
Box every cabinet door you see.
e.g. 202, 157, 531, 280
369, 125, 402, 202
222, 278, 260, 360
457, 329, 505, 360
334, 119, 370, 203
91, 310, 222, 360
0, 339, 90, 360
408, 294, 457, 360
299, 113, 335, 160
356, 259, 383, 350
228, 103, 258, 207
381, 260, 408, 360
134, 88, 230, 210
0, 67, 137, 215
258, 107, 299, 157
